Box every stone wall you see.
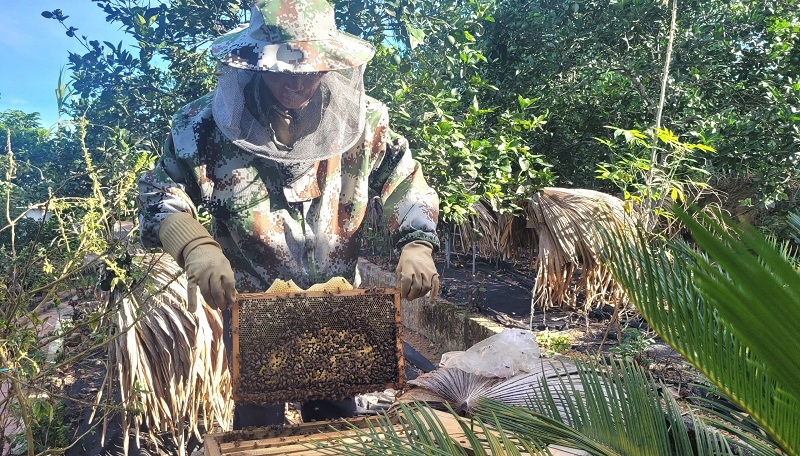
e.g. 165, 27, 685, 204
357, 259, 503, 354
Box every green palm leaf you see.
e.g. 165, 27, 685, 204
312, 401, 551, 455
476, 358, 748, 456
319, 358, 759, 455
678, 210, 800, 403
599, 210, 800, 455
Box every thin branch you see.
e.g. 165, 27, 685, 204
655, 0, 678, 130
1, 351, 35, 456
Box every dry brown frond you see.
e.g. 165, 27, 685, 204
455, 200, 534, 262
110, 254, 233, 456
527, 187, 632, 311
455, 199, 497, 258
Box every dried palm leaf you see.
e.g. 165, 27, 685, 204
463, 200, 500, 258
408, 359, 579, 415
453, 199, 534, 263
109, 254, 233, 456
527, 187, 632, 310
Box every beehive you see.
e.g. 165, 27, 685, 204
202, 407, 589, 456
204, 410, 429, 455
232, 287, 403, 404
203, 415, 396, 455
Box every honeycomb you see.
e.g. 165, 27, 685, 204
232, 288, 403, 404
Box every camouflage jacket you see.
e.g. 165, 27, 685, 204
138, 93, 439, 291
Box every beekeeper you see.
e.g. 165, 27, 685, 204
137, 0, 440, 427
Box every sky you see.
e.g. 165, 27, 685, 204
0, 0, 130, 129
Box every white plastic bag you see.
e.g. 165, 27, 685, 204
439, 328, 541, 378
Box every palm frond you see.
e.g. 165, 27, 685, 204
475, 357, 754, 456
527, 187, 631, 310
408, 360, 578, 414
690, 396, 786, 454
327, 356, 766, 456
599, 211, 800, 455
788, 212, 800, 244
314, 402, 481, 455
679, 211, 800, 402
110, 254, 233, 456
456, 199, 503, 260
452, 199, 534, 263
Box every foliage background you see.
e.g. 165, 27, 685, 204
13, 0, 795, 233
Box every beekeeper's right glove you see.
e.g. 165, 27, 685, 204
396, 240, 439, 301
158, 212, 238, 311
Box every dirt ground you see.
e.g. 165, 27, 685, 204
402, 327, 443, 365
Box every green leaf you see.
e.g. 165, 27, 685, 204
405, 24, 426, 49
690, 143, 716, 153
517, 94, 535, 109
600, 214, 800, 454
677, 209, 800, 405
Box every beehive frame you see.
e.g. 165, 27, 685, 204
232, 288, 403, 403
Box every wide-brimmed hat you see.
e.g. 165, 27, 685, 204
211, 0, 375, 73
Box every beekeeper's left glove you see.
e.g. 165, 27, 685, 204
396, 240, 439, 301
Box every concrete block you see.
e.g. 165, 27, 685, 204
358, 259, 503, 355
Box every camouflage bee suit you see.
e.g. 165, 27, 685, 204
138, 91, 440, 292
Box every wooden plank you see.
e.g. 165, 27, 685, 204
237, 288, 398, 300
231, 299, 240, 396
211, 415, 394, 440
395, 290, 406, 386
204, 432, 223, 456
205, 408, 588, 456
206, 410, 465, 455
212, 423, 406, 455
218, 427, 372, 452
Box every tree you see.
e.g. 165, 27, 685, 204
481, 0, 800, 206
361, 0, 556, 227
42, 2, 231, 148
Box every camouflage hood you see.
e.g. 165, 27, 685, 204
212, 0, 375, 72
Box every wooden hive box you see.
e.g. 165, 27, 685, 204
203, 407, 589, 456
203, 414, 401, 456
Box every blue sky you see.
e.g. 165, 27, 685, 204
0, 1, 129, 129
